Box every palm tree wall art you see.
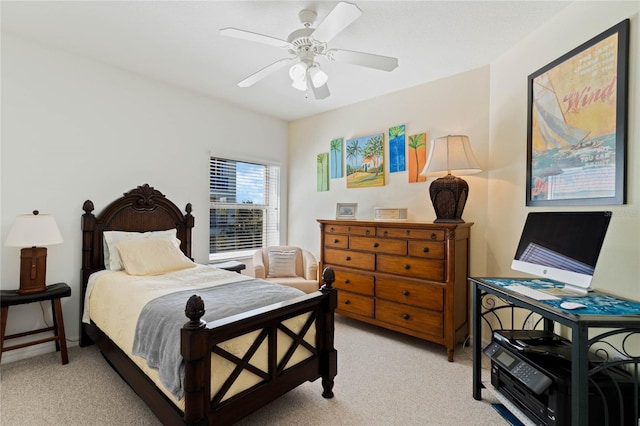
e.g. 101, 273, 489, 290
317, 152, 329, 192
330, 138, 343, 179
408, 133, 427, 183
389, 124, 406, 173
346, 133, 385, 188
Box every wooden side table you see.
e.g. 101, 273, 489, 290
0, 282, 71, 364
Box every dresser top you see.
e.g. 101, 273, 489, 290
317, 219, 473, 229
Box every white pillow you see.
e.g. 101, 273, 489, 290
103, 229, 178, 271
116, 238, 195, 276
267, 249, 298, 278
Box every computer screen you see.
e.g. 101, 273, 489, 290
511, 211, 611, 293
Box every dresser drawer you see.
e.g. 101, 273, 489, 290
376, 278, 444, 311
337, 291, 374, 318
376, 255, 445, 281
334, 269, 374, 296
325, 234, 349, 249
349, 236, 407, 255
375, 299, 443, 336
377, 227, 445, 241
325, 248, 375, 270
408, 240, 445, 259
325, 225, 375, 236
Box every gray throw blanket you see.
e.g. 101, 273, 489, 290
132, 279, 304, 399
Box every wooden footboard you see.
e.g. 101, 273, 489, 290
182, 268, 337, 425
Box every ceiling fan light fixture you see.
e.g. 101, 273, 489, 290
291, 79, 307, 91
308, 64, 329, 88
289, 62, 308, 82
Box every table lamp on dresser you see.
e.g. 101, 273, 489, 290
5, 210, 64, 294
420, 135, 481, 223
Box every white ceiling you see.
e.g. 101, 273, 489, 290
2, 1, 571, 122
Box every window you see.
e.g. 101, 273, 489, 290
209, 157, 280, 260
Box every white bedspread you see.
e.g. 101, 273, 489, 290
83, 264, 315, 408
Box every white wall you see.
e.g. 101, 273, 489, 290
289, 2, 639, 303
288, 66, 491, 278
0, 34, 288, 362
488, 1, 639, 300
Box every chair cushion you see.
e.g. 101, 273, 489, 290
267, 248, 299, 278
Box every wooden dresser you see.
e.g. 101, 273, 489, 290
317, 219, 472, 361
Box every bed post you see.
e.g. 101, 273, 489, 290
183, 203, 194, 260
80, 200, 96, 347
182, 295, 210, 426
319, 267, 337, 398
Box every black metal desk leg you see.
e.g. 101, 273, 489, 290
472, 282, 482, 400
571, 324, 589, 426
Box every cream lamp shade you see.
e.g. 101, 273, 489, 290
420, 135, 481, 223
420, 135, 481, 176
5, 211, 63, 294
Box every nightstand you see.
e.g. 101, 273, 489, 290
1, 282, 71, 364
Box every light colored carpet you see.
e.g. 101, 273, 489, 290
0, 316, 503, 425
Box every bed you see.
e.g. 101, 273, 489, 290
79, 184, 337, 425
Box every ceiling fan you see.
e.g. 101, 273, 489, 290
220, 1, 398, 99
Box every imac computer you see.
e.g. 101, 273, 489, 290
511, 211, 612, 294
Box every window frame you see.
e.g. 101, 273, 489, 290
209, 156, 281, 262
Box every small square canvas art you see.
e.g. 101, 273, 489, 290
346, 133, 385, 188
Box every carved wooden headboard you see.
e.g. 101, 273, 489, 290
81, 184, 194, 288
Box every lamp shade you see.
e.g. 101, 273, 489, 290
308, 64, 328, 88
5, 211, 64, 247
420, 135, 481, 177
289, 62, 308, 82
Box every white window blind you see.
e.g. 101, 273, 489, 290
209, 157, 280, 259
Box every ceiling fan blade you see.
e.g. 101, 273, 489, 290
326, 49, 398, 72
307, 73, 330, 99
238, 58, 296, 87
311, 2, 362, 43
220, 27, 293, 49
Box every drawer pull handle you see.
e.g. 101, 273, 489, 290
402, 313, 410, 320
345, 256, 351, 261
347, 226, 351, 232
403, 264, 410, 270
372, 242, 379, 248
402, 290, 410, 296
344, 299, 351, 305
422, 247, 429, 253
406, 229, 411, 235
430, 233, 437, 240
333, 238, 339, 244
365, 229, 370, 235
344, 279, 350, 284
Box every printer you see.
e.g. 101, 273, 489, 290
484, 329, 637, 425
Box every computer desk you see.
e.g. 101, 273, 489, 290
470, 277, 640, 426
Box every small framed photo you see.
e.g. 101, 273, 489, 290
336, 203, 358, 220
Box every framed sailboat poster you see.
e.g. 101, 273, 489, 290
526, 19, 629, 206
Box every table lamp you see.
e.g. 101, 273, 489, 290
420, 135, 481, 223
5, 211, 64, 294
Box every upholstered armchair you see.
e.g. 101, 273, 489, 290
253, 246, 319, 294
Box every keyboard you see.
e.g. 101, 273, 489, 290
505, 284, 560, 301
